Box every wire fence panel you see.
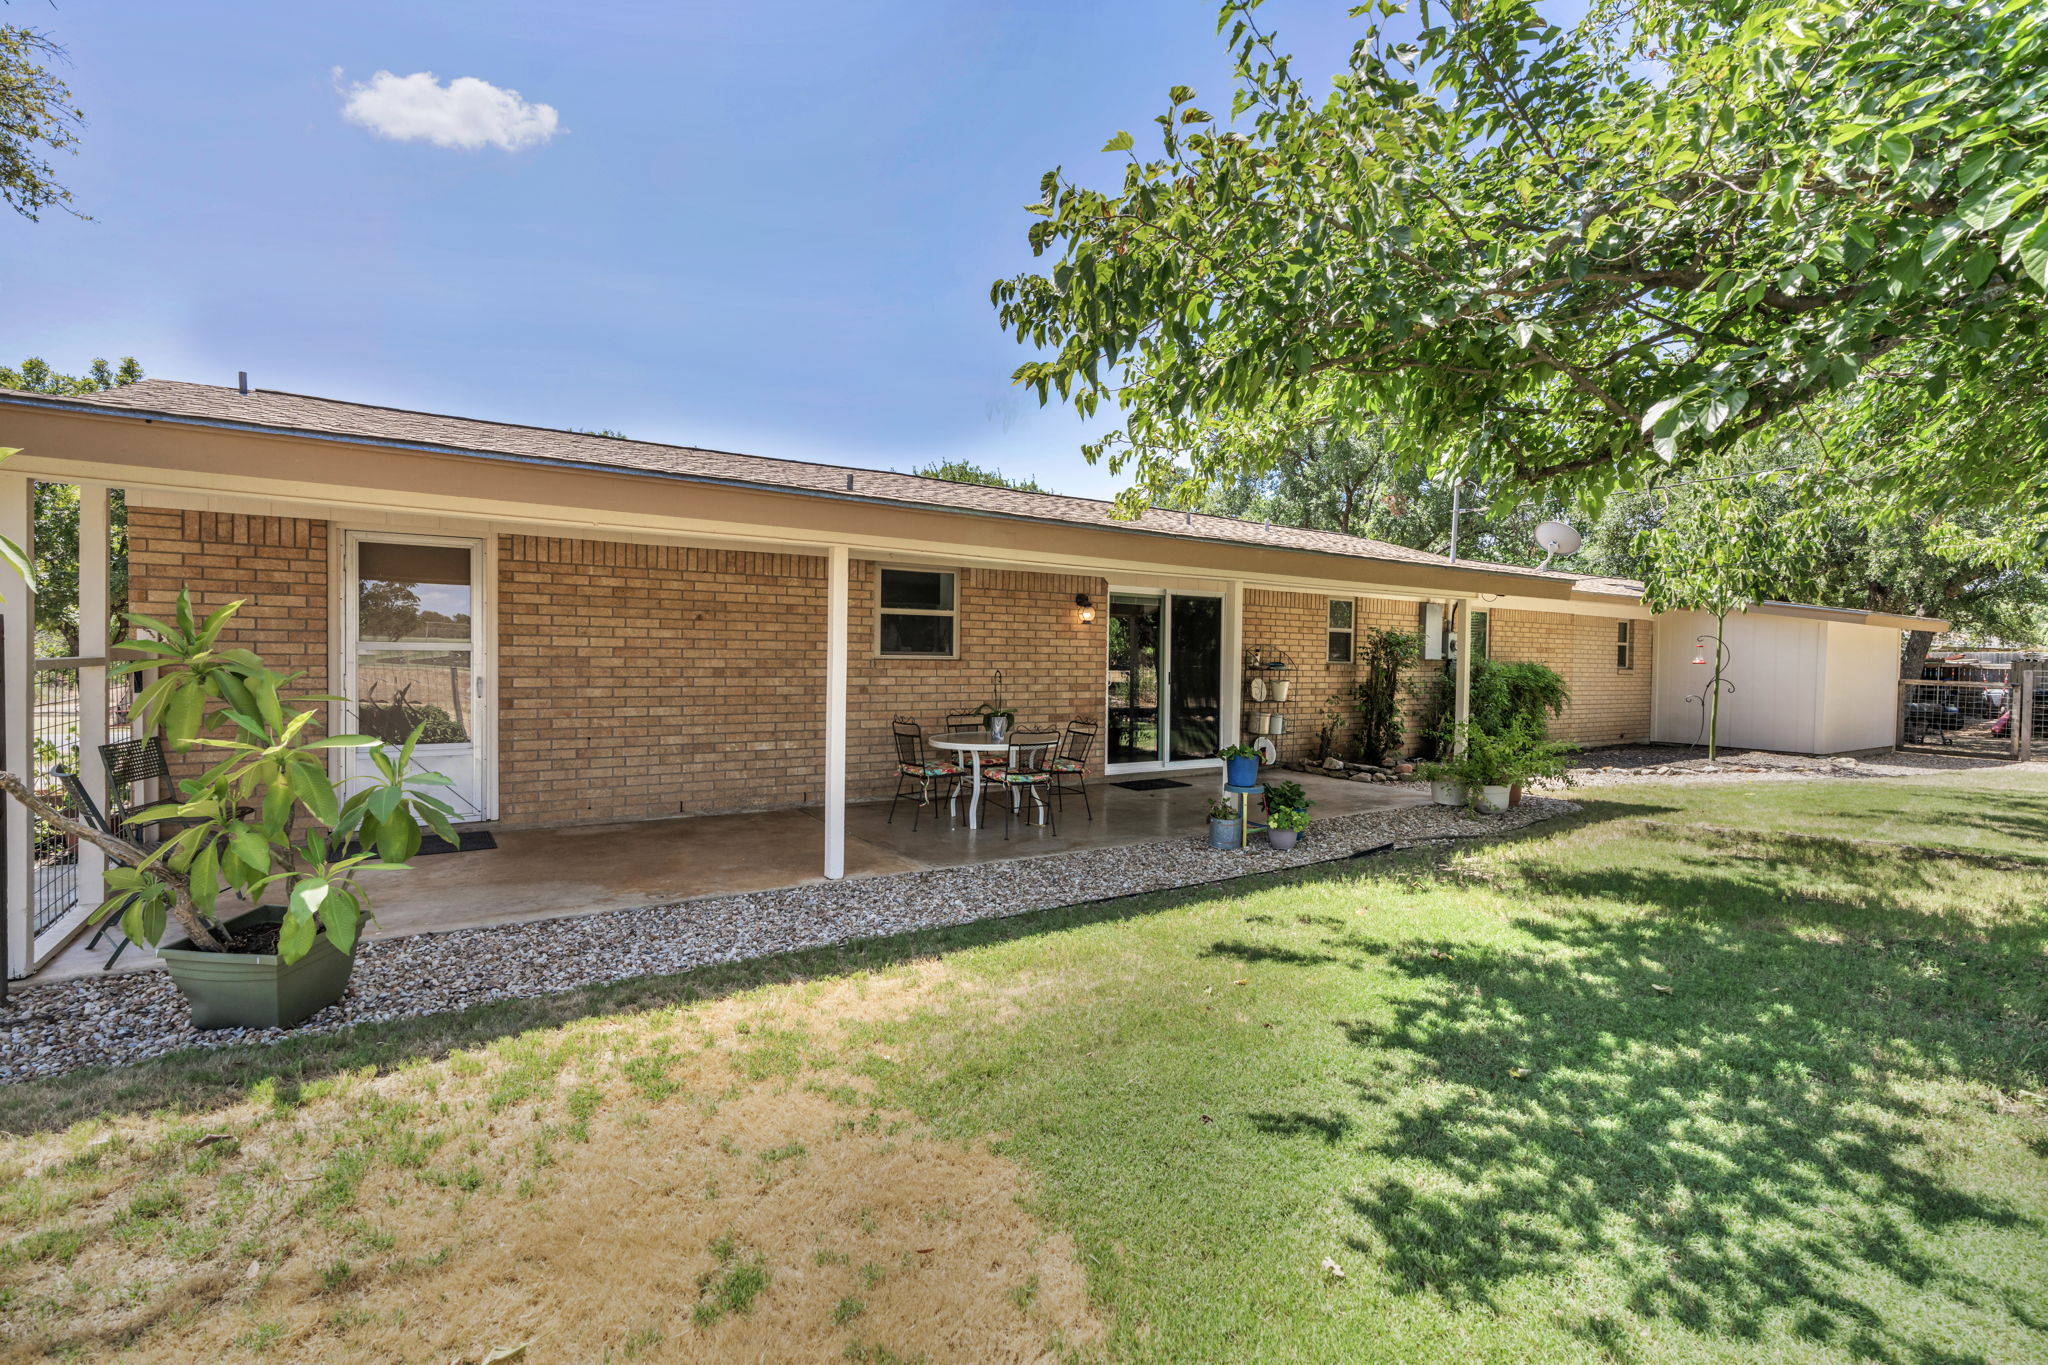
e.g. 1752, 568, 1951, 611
31, 667, 81, 934
28, 666, 136, 937
1897, 678, 2029, 759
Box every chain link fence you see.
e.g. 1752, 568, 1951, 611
1898, 668, 2039, 760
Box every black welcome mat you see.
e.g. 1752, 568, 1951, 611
1111, 778, 1193, 792
345, 829, 498, 858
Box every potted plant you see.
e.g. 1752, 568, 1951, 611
988, 708, 1016, 742
1266, 803, 1310, 851
0, 591, 458, 1029
1217, 743, 1261, 788
1207, 796, 1240, 849
1486, 720, 1578, 808
1261, 779, 1308, 821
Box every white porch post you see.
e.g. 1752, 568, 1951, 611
823, 545, 849, 880
1220, 580, 1244, 751
1452, 597, 1473, 752
74, 486, 109, 915
1, 473, 32, 978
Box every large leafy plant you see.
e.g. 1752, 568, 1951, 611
0, 591, 457, 961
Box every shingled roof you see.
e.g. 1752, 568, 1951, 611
6, 379, 1575, 585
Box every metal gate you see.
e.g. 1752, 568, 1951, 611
1898, 667, 2038, 760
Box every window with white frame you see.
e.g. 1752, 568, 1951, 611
1616, 620, 1635, 670
1469, 609, 1490, 662
1327, 599, 1355, 662
877, 567, 958, 657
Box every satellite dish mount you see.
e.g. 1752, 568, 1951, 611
1534, 520, 1582, 570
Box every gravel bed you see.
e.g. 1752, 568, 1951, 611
0, 797, 1574, 1084
1565, 744, 2045, 787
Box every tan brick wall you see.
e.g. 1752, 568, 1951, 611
495, 536, 831, 825
849, 563, 1107, 796
127, 509, 331, 783
1241, 591, 1442, 764
1484, 608, 1654, 746
498, 542, 1109, 822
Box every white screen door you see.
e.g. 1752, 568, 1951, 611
343, 532, 490, 822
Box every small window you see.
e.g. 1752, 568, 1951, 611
1468, 610, 1490, 662
877, 567, 958, 657
1616, 620, 1634, 671
1327, 599, 1355, 663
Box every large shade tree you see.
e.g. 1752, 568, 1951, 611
994, 0, 2048, 525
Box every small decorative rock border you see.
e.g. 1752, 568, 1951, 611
0, 797, 1576, 1084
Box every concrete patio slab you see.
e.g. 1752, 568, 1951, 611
22, 770, 1425, 986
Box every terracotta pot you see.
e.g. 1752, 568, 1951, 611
1509, 783, 1523, 807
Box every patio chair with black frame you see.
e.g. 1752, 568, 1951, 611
981, 730, 1060, 839
888, 716, 964, 832
56, 773, 150, 969
1049, 716, 1099, 821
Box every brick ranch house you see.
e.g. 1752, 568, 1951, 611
0, 381, 1942, 973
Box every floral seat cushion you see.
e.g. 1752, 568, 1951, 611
899, 761, 964, 778
986, 767, 1051, 784
1050, 757, 1085, 773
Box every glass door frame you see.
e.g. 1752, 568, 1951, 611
1102, 588, 1227, 775
335, 528, 496, 823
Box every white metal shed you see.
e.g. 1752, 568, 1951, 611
1650, 605, 1937, 755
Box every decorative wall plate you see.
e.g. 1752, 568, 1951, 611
1250, 677, 1267, 701
1253, 736, 1279, 765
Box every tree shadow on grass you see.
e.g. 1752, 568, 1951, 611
1209, 826, 2048, 1361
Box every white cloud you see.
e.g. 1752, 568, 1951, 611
336, 69, 559, 152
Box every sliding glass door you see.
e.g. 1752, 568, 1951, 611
1106, 591, 1222, 768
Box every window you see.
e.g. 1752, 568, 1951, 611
1616, 620, 1634, 671
1469, 610, 1490, 662
877, 567, 957, 657
1327, 599, 1355, 662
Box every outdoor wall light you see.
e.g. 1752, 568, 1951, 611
1075, 593, 1096, 623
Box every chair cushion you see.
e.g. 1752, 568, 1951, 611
987, 768, 1050, 784
900, 762, 964, 778
1050, 757, 1086, 773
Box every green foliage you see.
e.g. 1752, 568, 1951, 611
1422, 658, 1571, 750
1207, 797, 1238, 821
0, 26, 84, 221
1267, 803, 1310, 832
92, 590, 459, 962
1216, 742, 1261, 760
1351, 627, 1420, 765
1260, 779, 1308, 813
995, 0, 2048, 526
1420, 719, 1576, 793
905, 459, 1045, 492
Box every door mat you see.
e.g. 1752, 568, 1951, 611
1111, 778, 1193, 792
346, 830, 498, 858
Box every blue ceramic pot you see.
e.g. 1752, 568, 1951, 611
1225, 755, 1259, 787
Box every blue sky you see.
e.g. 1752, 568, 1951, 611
5, 1, 1384, 499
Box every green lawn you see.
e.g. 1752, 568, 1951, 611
3, 772, 2045, 1362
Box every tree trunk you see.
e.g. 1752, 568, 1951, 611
1900, 630, 1935, 680
0, 770, 224, 952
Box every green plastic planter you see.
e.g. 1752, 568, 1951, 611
156, 906, 355, 1030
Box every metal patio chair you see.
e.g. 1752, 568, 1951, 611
981, 731, 1059, 839
57, 773, 148, 970
1049, 716, 1099, 821
888, 716, 964, 831
945, 709, 1005, 772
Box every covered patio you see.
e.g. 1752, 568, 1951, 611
28, 771, 1427, 983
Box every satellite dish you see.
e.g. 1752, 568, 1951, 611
1534, 520, 1581, 569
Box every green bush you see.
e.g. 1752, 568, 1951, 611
1419, 658, 1571, 753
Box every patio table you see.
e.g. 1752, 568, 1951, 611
929, 730, 1042, 830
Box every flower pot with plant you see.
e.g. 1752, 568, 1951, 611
1261, 779, 1308, 818
1217, 743, 1261, 787
1266, 803, 1309, 851
0, 591, 460, 1030
1207, 796, 1240, 849
988, 708, 1016, 742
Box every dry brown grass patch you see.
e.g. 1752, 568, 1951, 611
0, 968, 1102, 1363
